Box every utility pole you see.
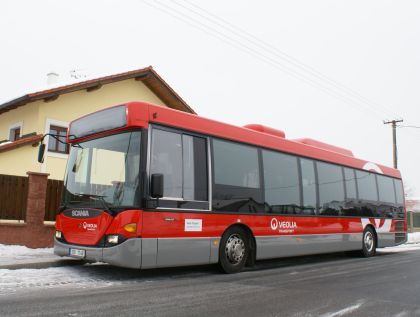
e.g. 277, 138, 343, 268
383, 119, 403, 169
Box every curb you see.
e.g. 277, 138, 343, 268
0, 259, 84, 270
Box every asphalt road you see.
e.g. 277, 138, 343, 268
1, 248, 420, 317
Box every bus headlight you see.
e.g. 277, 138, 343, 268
106, 235, 119, 244
55, 231, 62, 239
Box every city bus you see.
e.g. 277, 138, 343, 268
42, 101, 407, 273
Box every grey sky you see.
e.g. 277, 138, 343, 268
1, 0, 419, 197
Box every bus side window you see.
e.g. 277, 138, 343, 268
182, 135, 208, 201
343, 168, 358, 216
150, 129, 183, 198
377, 175, 396, 204
317, 162, 345, 216
355, 170, 378, 217
394, 179, 404, 205
393, 179, 405, 219
376, 174, 397, 218
262, 150, 300, 214
212, 139, 263, 212
300, 158, 317, 215
344, 168, 357, 200
150, 128, 208, 204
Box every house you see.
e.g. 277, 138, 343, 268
0, 66, 195, 180
406, 198, 420, 213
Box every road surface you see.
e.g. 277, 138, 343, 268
1, 246, 420, 316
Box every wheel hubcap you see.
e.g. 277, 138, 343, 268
225, 234, 245, 265
364, 231, 374, 252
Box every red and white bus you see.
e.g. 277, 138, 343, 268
46, 101, 406, 273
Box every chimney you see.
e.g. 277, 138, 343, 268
47, 72, 59, 85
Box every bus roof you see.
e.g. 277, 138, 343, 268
69, 101, 401, 179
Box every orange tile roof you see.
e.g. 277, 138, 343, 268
0, 66, 196, 115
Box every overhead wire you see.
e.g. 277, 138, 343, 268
140, 0, 420, 145
398, 125, 420, 129
175, 0, 401, 120
141, 0, 403, 121
141, 0, 380, 116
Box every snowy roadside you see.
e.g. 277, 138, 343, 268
0, 244, 54, 263
0, 244, 58, 267
376, 231, 420, 253
407, 231, 420, 244
0, 245, 118, 295
0, 266, 122, 295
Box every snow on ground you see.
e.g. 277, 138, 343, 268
407, 232, 420, 244
0, 245, 132, 295
0, 244, 57, 267
377, 233, 420, 253
378, 244, 420, 253
0, 266, 121, 296
0, 244, 53, 264
377, 232, 420, 253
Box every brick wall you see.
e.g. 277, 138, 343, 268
0, 172, 55, 248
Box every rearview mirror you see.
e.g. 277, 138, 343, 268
38, 143, 46, 163
151, 173, 164, 198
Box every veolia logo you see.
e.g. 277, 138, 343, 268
82, 222, 97, 231
270, 218, 297, 232
271, 218, 279, 230
72, 210, 90, 217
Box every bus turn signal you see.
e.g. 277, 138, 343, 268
123, 223, 137, 233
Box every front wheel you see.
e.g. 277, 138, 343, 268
361, 227, 376, 257
218, 227, 249, 274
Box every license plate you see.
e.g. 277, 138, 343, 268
69, 248, 86, 258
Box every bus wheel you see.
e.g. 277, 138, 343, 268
219, 227, 249, 274
361, 226, 376, 257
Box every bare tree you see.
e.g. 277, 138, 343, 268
404, 183, 415, 199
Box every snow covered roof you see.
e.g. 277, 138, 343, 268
406, 199, 420, 212
0, 134, 43, 153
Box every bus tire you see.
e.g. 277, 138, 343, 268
361, 226, 376, 257
218, 226, 249, 274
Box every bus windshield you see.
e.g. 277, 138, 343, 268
62, 131, 142, 211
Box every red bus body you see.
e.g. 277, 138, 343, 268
54, 101, 407, 270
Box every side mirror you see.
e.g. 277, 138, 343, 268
38, 143, 46, 163
151, 173, 164, 198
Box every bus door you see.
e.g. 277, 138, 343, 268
142, 126, 212, 268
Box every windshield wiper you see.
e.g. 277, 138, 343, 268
73, 193, 114, 213
71, 142, 83, 149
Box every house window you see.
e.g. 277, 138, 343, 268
10, 127, 21, 141
48, 125, 69, 154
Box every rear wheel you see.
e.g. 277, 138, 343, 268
218, 227, 249, 274
361, 226, 376, 257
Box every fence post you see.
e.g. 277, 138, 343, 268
409, 211, 414, 233
26, 172, 50, 226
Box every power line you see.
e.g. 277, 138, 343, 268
140, 0, 420, 148
398, 125, 420, 129
143, 0, 402, 121
175, 1, 420, 145
176, 0, 401, 120
142, 0, 385, 117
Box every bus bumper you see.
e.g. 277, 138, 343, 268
54, 238, 142, 269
